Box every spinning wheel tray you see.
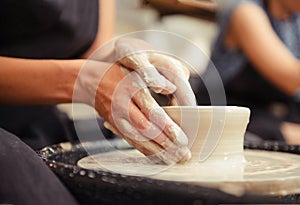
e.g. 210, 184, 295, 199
38, 139, 300, 205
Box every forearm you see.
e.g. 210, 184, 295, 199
0, 56, 83, 105
230, 3, 300, 96
258, 59, 300, 96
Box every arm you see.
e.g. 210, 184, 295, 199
0, 55, 192, 164
0, 0, 116, 103
226, 2, 300, 95
0, 56, 85, 105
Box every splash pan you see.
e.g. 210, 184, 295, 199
77, 149, 300, 196
38, 139, 300, 205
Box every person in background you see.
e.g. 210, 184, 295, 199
0, 0, 196, 204
197, 0, 300, 145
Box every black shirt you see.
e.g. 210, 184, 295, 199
0, 0, 99, 149
0, 0, 99, 59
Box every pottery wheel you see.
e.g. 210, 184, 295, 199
77, 149, 300, 196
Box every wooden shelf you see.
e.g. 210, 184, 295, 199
143, 0, 217, 21
178, 0, 216, 11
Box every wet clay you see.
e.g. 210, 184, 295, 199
77, 149, 300, 196
77, 106, 300, 196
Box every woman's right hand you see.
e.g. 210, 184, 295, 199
75, 60, 192, 164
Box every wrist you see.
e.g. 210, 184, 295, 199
72, 60, 115, 107
58, 59, 89, 104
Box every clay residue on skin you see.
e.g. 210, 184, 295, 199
122, 52, 177, 94
119, 119, 149, 142
149, 53, 188, 79
148, 107, 166, 126
136, 69, 164, 93
123, 52, 152, 69
105, 119, 190, 164
138, 89, 158, 113
103, 121, 118, 135
119, 119, 134, 134
167, 125, 188, 146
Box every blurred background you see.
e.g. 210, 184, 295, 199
115, 0, 217, 74
59, 0, 217, 127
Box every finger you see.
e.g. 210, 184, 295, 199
148, 53, 197, 106
108, 93, 191, 164
119, 53, 176, 94
127, 100, 174, 149
115, 39, 179, 95
168, 94, 179, 106
101, 64, 191, 164
132, 87, 189, 147
149, 52, 190, 79
114, 69, 188, 147
104, 121, 162, 157
170, 75, 196, 106
135, 66, 176, 94
104, 121, 167, 164
126, 101, 190, 163
115, 38, 154, 58
105, 118, 190, 164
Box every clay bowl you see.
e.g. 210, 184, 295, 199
162, 106, 250, 163
77, 106, 250, 178
39, 106, 300, 204
38, 139, 300, 205
76, 106, 300, 196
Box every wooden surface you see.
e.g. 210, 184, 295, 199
143, 0, 217, 21
178, 0, 217, 11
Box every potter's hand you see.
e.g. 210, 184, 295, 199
115, 38, 197, 106
77, 60, 191, 164
102, 65, 192, 164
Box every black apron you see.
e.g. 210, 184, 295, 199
0, 0, 99, 149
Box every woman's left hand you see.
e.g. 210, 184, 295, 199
115, 38, 196, 106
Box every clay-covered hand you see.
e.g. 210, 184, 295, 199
114, 38, 197, 106
76, 60, 192, 164
102, 64, 193, 164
